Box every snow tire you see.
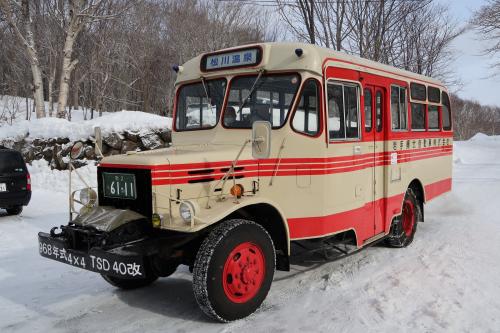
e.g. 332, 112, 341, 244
6, 206, 23, 215
386, 188, 421, 248
193, 219, 276, 322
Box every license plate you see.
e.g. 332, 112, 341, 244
38, 233, 145, 278
102, 172, 136, 199
0, 183, 5, 192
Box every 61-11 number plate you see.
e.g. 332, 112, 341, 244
102, 172, 136, 199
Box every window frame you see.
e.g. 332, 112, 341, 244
326, 79, 362, 142
290, 78, 323, 138
390, 84, 409, 132
441, 91, 452, 131
427, 104, 440, 131
363, 87, 373, 133
410, 82, 427, 101
221, 72, 302, 130
173, 77, 228, 132
410, 102, 427, 132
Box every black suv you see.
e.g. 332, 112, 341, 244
0, 147, 31, 215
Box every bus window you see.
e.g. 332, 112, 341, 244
410, 82, 426, 101
411, 103, 426, 130
428, 86, 440, 103
327, 82, 359, 140
292, 80, 320, 136
442, 91, 452, 130
376, 91, 383, 132
175, 79, 226, 131
223, 74, 300, 129
364, 88, 372, 133
428, 105, 439, 130
391, 85, 407, 130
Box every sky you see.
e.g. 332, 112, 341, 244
438, 0, 500, 106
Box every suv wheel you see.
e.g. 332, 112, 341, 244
6, 206, 23, 215
193, 219, 275, 322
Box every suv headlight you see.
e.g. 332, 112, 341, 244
80, 188, 97, 207
179, 201, 195, 223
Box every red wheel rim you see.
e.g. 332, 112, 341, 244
222, 242, 266, 303
402, 199, 415, 237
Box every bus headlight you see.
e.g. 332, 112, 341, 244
80, 188, 97, 207
179, 201, 195, 223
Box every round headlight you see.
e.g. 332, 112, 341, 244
80, 188, 97, 207
179, 201, 194, 223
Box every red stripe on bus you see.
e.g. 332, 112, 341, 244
287, 177, 452, 241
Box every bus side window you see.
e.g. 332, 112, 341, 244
428, 105, 439, 130
376, 91, 383, 132
364, 88, 372, 133
391, 85, 407, 130
442, 91, 452, 130
292, 80, 320, 136
327, 83, 345, 139
327, 83, 360, 140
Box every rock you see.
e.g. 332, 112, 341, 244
32, 138, 45, 147
56, 137, 70, 144
156, 129, 172, 143
42, 146, 54, 161
48, 138, 56, 145
110, 149, 121, 156
84, 146, 96, 160
21, 146, 35, 162
72, 160, 88, 169
121, 140, 138, 153
139, 131, 163, 150
103, 132, 124, 150
101, 143, 111, 155
60, 143, 72, 157
124, 130, 140, 143
55, 152, 68, 170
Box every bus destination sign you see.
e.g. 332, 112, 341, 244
203, 48, 260, 71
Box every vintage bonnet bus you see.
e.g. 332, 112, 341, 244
38, 42, 453, 322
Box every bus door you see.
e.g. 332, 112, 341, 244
363, 85, 385, 235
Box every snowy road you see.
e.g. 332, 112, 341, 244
1, 137, 500, 332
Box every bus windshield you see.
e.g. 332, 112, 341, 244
223, 74, 300, 128
175, 79, 226, 131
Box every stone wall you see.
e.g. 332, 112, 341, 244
0, 128, 171, 170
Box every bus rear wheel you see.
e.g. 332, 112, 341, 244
386, 188, 421, 248
193, 219, 275, 322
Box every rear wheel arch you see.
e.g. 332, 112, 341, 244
408, 178, 425, 222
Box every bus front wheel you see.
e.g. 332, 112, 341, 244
192, 219, 276, 322
386, 188, 421, 248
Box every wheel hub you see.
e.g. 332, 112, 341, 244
402, 199, 415, 237
222, 242, 266, 303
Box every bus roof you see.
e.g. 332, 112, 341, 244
176, 42, 445, 89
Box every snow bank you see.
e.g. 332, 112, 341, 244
28, 159, 97, 193
0, 111, 172, 141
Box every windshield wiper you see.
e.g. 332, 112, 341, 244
236, 69, 265, 114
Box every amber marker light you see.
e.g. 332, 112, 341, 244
230, 184, 244, 198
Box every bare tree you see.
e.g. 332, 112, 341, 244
0, 0, 45, 118
471, 0, 500, 74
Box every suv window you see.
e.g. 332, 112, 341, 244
0, 151, 26, 174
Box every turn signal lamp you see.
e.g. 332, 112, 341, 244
230, 184, 244, 198
152, 214, 162, 228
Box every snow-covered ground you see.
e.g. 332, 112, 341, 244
1, 135, 500, 332
0, 95, 172, 141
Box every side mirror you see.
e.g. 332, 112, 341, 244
70, 142, 84, 160
252, 121, 271, 159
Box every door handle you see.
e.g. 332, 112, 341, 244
353, 145, 362, 155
